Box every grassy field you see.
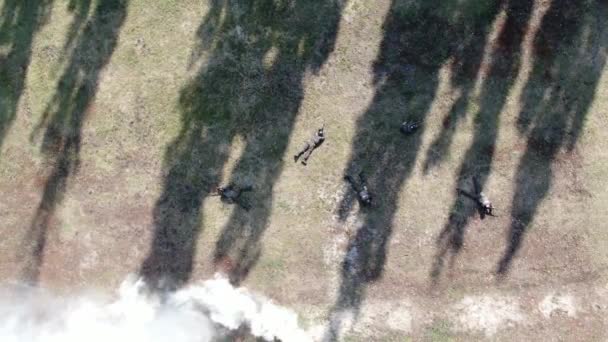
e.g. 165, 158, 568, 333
1, 0, 608, 340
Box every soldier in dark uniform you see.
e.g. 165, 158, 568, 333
214, 184, 253, 211
457, 176, 494, 218
294, 127, 325, 165
344, 172, 373, 207
400, 120, 420, 135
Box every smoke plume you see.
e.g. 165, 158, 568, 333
0, 274, 311, 342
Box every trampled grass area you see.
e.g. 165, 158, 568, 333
1, 0, 608, 340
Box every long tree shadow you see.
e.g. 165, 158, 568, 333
210, 0, 344, 286
0, 0, 53, 156
140, 0, 344, 291
431, 0, 533, 283
21, 0, 129, 284
325, 1, 503, 340
422, 0, 506, 172
497, 0, 608, 275
63, 0, 93, 52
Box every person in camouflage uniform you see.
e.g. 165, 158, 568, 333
294, 127, 325, 165
400, 120, 420, 136
214, 184, 253, 211
344, 172, 373, 207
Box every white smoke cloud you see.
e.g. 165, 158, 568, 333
0, 274, 312, 342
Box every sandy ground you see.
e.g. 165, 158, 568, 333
1, 0, 608, 340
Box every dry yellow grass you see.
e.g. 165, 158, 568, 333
1, 0, 607, 340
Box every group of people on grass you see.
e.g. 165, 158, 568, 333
214, 119, 493, 217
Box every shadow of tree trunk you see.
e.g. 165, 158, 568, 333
0, 0, 52, 156
325, 1, 503, 340
140, 0, 344, 292
497, 0, 608, 276
21, 0, 129, 284
431, 0, 533, 283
